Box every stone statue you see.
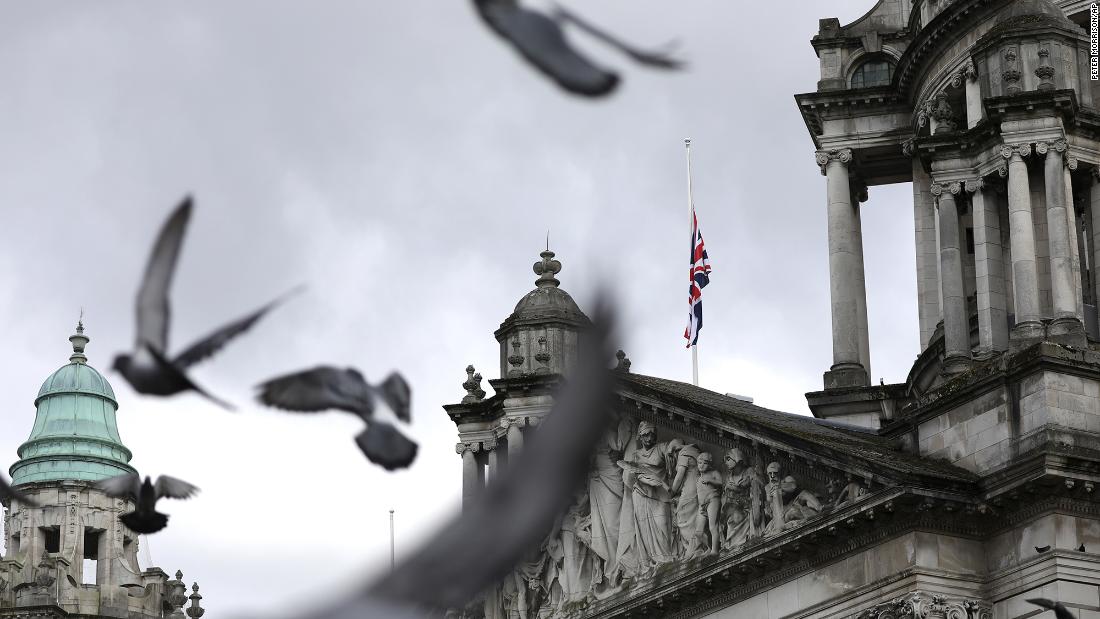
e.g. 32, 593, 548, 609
556, 492, 594, 606
830, 475, 868, 510
763, 462, 822, 536
667, 439, 702, 557
720, 448, 762, 552
614, 421, 676, 576
685, 451, 723, 557
588, 417, 632, 585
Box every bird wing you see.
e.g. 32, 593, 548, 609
374, 372, 411, 423
1027, 598, 1077, 619
473, 0, 619, 97
135, 197, 192, 353
255, 366, 373, 417
0, 474, 38, 507
143, 343, 236, 411
554, 4, 685, 69
172, 285, 303, 369
97, 473, 143, 500
155, 476, 200, 500
354, 421, 418, 471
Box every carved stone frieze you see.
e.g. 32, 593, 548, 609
853, 592, 991, 619
486, 413, 878, 618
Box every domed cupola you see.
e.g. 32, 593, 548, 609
9, 321, 136, 486
993, 0, 1077, 30
494, 249, 590, 378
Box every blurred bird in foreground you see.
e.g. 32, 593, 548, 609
255, 367, 417, 471
473, 0, 683, 97
112, 196, 301, 410
1028, 598, 1077, 619
97, 473, 199, 534
0, 473, 37, 507
265, 295, 617, 619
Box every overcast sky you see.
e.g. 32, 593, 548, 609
0, 1, 916, 614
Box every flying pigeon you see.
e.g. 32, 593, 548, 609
1036, 545, 1052, 553
112, 196, 301, 410
473, 0, 683, 97
264, 296, 617, 619
1028, 598, 1078, 619
97, 473, 199, 534
0, 473, 37, 507
255, 368, 416, 471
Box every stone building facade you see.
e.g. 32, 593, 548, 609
445, 1, 1100, 617
0, 325, 206, 619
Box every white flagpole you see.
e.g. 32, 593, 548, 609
686, 138, 699, 387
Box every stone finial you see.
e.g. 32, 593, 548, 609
186, 583, 205, 619
1036, 48, 1055, 90
534, 336, 551, 373
533, 249, 562, 288
462, 365, 486, 403
1003, 47, 1022, 95
69, 314, 89, 364
901, 137, 916, 157
615, 350, 632, 372
507, 336, 525, 377
926, 93, 956, 134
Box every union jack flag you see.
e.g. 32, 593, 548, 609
684, 210, 712, 347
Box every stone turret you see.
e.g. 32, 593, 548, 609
1, 323, 205, 618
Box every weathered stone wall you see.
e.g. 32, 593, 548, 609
917, 386, 1011, 474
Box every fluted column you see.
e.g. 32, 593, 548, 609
1003, 144, 1044, 339
1037, 139, 1083, 337
963, 63, 982, 129
485, 440, 500, 484
969, 177, 1008, 354
932, 181, 970, 372
817, 148, 870, 388
1064, 159, 1085, 323
912, 158, 941, 349
457, 442, 482, 507
851, 183, 871, 377
506, 418, 524, 457
1091, 168, 1100, 336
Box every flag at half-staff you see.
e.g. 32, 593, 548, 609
684, 209, 712, 348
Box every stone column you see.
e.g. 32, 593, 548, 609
933, 181, 970, 372
1037, 139, 1084, 338
817, 148, 870, 388
912, 158, 941, 349
1064, 160, 1085, 323
851, 183, 871, 378
485, 440, 500, 484
506, 419, 524, 458
968, 178, 1008, 354
1003, 144, 1043, 339
457, 442, 481, 507
1092, 168, 1100, 335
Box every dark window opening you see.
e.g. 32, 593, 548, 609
83, 530, 102, 585
851, 60, 895, 88
40, 527, 59, 554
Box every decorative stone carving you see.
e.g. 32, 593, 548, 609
533, 250, 562, 287
535, 336, 551, 373
1001, 143, 1032, 160
926, 93, 957, 134
815, 148, 853, 175
508, 336, 525, 377
462, 365, 486, 403
34, 553, 55, 588
614, 350, 632, 372
1036, 47, 1055, 90
762, 461, 822, 536
853, 592, 991, 619
1035, 139, 1067, 156
1003, 47, 1022, 95
930, 181, 962, 201
964, 178, 984, 194
950, 60, 977, 89
901, 137, 917, 157
186, 583, 205, 619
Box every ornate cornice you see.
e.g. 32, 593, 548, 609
853, 592, 991, 619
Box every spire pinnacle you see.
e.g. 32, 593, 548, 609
69, 313, 89, 364
533, 249, 562, 288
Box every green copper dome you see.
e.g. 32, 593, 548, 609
9, 322, 136, 486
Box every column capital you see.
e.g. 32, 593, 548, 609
482, 438, 498, 452
815, 148, 853, 175
964, 178, 985, 193
930, 181, 962, 197
1091, 166, 1100, 182
1001, 143, 1032, 159
901, 137, 917, 157
455, 442, 472, 455
949, 59, 978, 89
1066, 155, 1079, 171
1034, 139, 1068, 156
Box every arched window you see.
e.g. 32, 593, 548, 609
851, 59, 895, 88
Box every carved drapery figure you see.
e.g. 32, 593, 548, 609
557, 492, 595, 606
686, 451, 723, 557
588, 417, 632, 585
831, 476, 868, 510
763, 461, 822, 536
615, 421, 676, 576
720, 448, 762, 551
667, 439, 702, 557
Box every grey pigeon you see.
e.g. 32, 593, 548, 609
473, 0, 683, 97
112, 196, 301, 410
255, 367, 416, 471
0, 473, 37, 507
1079, 544, 1086, 552
1028, 598, 1077, 619
1036, 545, 1052, 553
267, 296, 617, 619
97, 473, 199, 534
